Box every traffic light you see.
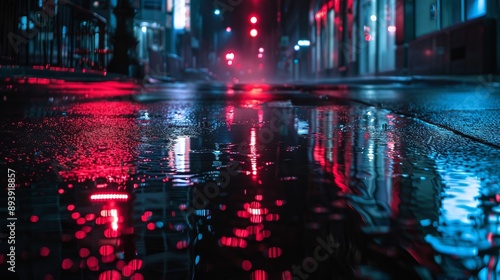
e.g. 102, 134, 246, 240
250, 29, 258, 37
250, 16, 257, 24
225, 52, 235, 66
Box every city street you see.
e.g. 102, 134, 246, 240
1, 80, 500, 280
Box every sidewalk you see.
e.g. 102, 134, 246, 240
2, 65, 500, 88
0, 65, 134, 83
293, 74, 500, 88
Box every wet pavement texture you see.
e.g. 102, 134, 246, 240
313, 81, 500, 147
1, 84, 500, 280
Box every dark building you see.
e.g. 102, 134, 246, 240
279, 0, 499, 79
0, 0, 202, 76
278, 0, 312, 80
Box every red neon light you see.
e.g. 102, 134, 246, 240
90, 193, 129, 201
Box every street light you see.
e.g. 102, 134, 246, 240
297, 40, 310, 47
214, 9, 221, 15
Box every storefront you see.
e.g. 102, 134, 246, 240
406, 0, 493, 75
356, 0, 396, 74
307, 0, 496, 77
310, 0, 396, 76
311, 2, 339, 75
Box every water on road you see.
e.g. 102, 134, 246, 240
1, 85, 500, 280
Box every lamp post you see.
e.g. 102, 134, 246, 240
107, 0, 140, 77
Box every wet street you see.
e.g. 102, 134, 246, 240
1, 82, 500, 280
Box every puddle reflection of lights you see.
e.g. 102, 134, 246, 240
258, 109, 263, 127
440, 172, 481, 225
250, 88, 263, 94
250, 128, 258, 176
90, 193, 129, 201
367, 143, 375, 161
174, 136, 191, 172
247, 207, 268, 215
110, 209, 119, 231
220, 236, 247, 248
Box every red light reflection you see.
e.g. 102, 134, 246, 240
98, 270, 121, 280
79, 248, 90, 258
242, 260, 252, 271
40, 247, 50, 257
233, 228, 250, 238
90, 193, 129, 201
267, 247, 282, 258
251, 270, 268, 280
110, 209, 119, 231
99, 245, 114, 256
220, 236, 247, 248
281, 270, 292, 280
62, 258, 73, 270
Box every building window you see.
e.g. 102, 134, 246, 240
465, 0, 486, 20
173, 0, 185, 30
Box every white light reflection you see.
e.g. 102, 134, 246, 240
440, 171, 481, 225
250, 128, 258, 177
174, 137, 191, 172
110, 208, 118, 231
425, 167, 483, 256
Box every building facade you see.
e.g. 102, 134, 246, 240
0, 0, 200, 76
280, 0, 499, 78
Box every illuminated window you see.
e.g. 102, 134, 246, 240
174, 0, 186, 30
466, 0, 486, 20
